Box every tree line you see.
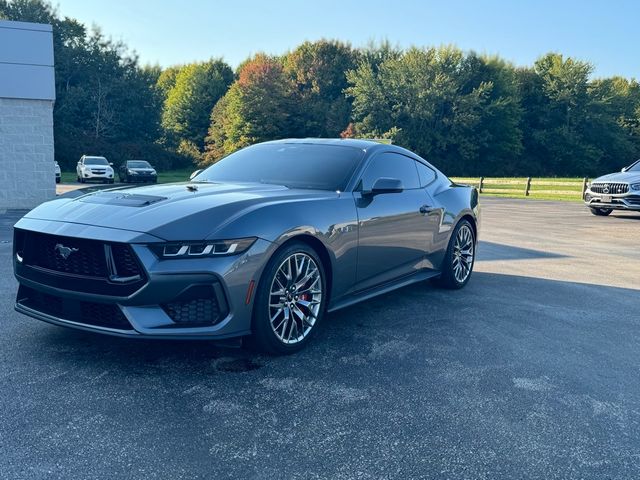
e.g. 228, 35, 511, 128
2, 0, 639, 176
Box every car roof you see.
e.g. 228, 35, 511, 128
264, 138, 389, 150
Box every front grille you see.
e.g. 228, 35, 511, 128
27, 232, 108, 277
163, 298, 221, 325
591, 182, 629, 194
18, 286, 132, 330
111, 244, 142, 278
14, 229, 146, 296
161, 285, 226, 327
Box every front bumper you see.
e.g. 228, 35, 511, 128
127, 174, 157, 183
13, 218, 273, 340
81, 171, 114, 181
584, 190, 640, 211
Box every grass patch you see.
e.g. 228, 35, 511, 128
61, 168, 195, 184
451, 177, 586, 202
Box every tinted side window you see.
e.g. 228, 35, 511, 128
361, 153, 420, 190
416, 161, 436, 186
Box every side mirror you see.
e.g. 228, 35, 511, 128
190, 169, 203, 181
364, 177, 404, 195
109, 162, 114, 166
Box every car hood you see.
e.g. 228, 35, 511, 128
22, 182, 332, 241
593, 171, 640, 184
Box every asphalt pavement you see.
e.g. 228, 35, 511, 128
0, 199, 638, 479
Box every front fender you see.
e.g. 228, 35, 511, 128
210, 194, 359, 303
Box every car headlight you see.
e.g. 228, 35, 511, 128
631, 183, 640, 191
151, 238, 257, 259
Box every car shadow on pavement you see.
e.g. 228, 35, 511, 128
609, 213, 640, 220
477, 241, 568, 261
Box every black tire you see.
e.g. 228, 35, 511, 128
55, 177, 60, 184
435, 219, 476, 290
590, 207, 612, 216
80, 177, 85, 184
250, 242, 327, 355
77, 176, 81, 183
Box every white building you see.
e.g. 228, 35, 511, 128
0, 19, 55, 209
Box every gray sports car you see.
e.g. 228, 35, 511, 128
13, 139, 479, 354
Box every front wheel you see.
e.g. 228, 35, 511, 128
435, 220, 476, 289
251, 243, 326, 355
590, 207, 612, 216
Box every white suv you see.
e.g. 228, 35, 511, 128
76, 155, 115, 184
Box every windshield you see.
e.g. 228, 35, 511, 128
195, 143, 364, 191
628, 160, 640, 172
84, 157, 108, 165
127, 160, 152, 169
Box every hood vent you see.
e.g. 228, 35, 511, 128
79, 191, 167, 207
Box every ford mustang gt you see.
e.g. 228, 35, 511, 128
13, 139, 479, 354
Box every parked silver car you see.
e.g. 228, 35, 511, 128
76, 155, 115, 184
584, 159, 640, 215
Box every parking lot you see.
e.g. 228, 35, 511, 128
0, 198, 638, 479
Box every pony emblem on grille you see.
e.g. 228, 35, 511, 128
54, 243, 79, 260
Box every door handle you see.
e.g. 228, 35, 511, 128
419, 204, 433, 214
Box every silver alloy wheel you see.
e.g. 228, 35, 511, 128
269, 252, 322, 344
452, 224, 474, 283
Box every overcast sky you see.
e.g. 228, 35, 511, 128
56, 0, 639, 79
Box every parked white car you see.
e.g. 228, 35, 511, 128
76, 155, 114, 184
54, 161, 61, 183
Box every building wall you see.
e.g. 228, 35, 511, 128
0, 98, 55, 209
0, 20, 55, 210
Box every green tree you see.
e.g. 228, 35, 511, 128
283, 40, 358, 137
161, 60, 233, 150
518, 54, 601, 175
156, 65, 182, 98
346, 46, 523, 175
586, 77, 640, 172
203, 54, 294, 164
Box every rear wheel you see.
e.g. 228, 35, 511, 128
590, 207, 612, 216
251, 242, 326, 355
435, 219, 475, 289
